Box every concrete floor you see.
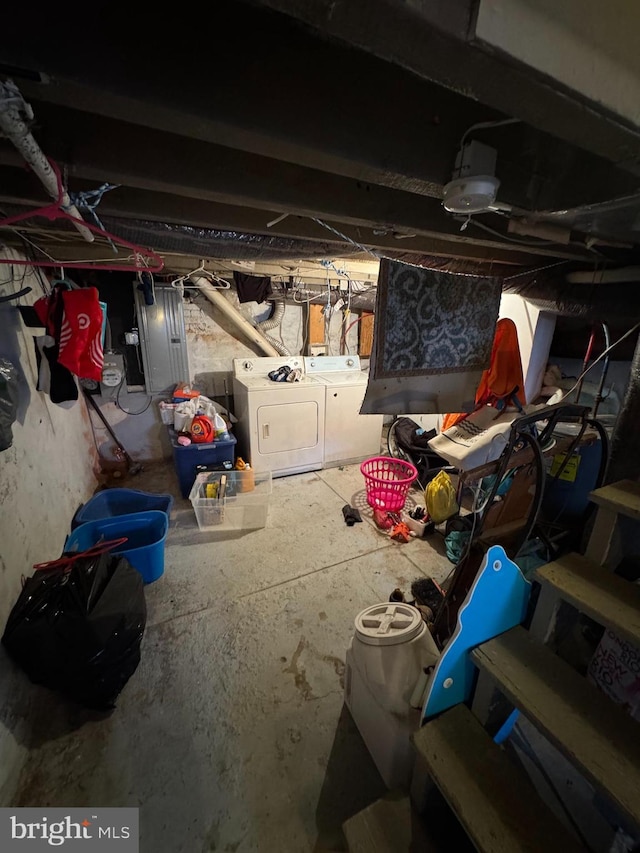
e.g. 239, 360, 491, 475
8, 462, 452, 853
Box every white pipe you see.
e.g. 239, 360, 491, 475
0, 81, 94, 243
190, 275, 280, 357
567, 266, 640, 284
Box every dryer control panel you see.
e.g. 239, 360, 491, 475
233, 357, 303, 377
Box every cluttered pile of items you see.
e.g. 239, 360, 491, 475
159, 382, 239, 499
159, 382, 272, 531
159, 382, 233, 446
2, 487, 173, 710
340, 309, 616, 801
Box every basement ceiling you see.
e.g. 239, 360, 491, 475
1, 1, 640, 271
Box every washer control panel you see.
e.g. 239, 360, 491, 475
304, 355, 361, 374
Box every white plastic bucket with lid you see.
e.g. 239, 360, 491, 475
345, 602, 440, 788
350, 602, 439, 714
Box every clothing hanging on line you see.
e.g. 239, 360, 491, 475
34, 283, 104, 382
29, 280, 104, 406
33, 335, 78, 407
233, 272, 273, 304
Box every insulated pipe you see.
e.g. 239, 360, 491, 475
0, 80, 94, 243
503, 276, 640, 321
189, 274, 280, 357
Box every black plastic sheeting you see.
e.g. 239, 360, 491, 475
5, 200, 640, 319
108, 219, 640, 321
504, 269, 640, 321
101, 217, 363, 261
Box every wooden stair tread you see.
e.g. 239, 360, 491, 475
589, 480, 640, 520
413, 703, 583, 853
343, 795, 436, 853
535, 552, 640, 646
472, 626, 640, 828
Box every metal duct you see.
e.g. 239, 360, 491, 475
101, 218, 362, 261
270, 284, 377, 314
257, 300, 291, 356
503, 275, 640, 321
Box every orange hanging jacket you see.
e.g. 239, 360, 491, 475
441, 318, 526, 431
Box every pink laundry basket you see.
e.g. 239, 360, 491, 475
360, 456, 418, 512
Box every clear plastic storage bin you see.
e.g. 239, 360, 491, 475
189, 470, 272, 531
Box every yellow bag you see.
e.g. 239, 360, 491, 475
425, 470, 459, 524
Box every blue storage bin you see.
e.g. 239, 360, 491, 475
65, 511, 169, 584
170, 429, 237, 498
543, 441, 603, 520
72, 488, 173, 529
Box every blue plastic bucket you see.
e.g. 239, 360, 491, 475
65, 511, 169, 583
72, 488, 173, 529
543, 441, 603, 520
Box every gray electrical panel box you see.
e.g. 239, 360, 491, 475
134, 285, 189, 394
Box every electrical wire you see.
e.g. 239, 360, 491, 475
562, 321, 640, 400
340, 311, 373, 354
116, 380, 152, 416
459, 117, 521, 150
311, 218, 381, 259
503, 259, 569, 282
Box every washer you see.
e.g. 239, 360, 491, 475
304, 356, 383, 467
232, 357, 325, 477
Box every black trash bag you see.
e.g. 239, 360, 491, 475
0, 358, 19, 452
2, 551, 146, 710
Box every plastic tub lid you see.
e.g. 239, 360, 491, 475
355, 603, 425, 646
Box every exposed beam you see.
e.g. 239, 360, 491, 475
0, 105, 591, 262
0, 168, 548, 265
2, 1, 638, 211
0, 168, 543, 266
0, 140, 587, 265
253, 0, 640, 175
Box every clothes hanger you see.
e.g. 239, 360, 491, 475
185, 261, 231, 289
0, 160, 164, 272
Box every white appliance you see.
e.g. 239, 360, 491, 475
304, 356, 383, 467
345, 602, 440, 789
232, 357, 325, 478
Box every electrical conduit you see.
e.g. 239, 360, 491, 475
0, 80, 94, 243
189, 274, 280, 357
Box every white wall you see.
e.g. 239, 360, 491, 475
94, 390, 169, 462
0, 249, 98, 801
185, 290, 358, 399
499, 293, 556, 403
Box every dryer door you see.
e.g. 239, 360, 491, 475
257, 401, 319, 454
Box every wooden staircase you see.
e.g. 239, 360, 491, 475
344, 480, 640, 851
